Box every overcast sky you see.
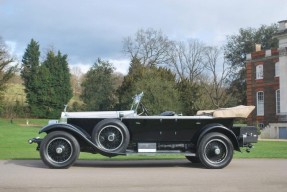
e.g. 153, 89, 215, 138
1, 0, 287, 74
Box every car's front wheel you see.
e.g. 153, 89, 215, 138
40, 131, 80, 169
197, 132, 233, 169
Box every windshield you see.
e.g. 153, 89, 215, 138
130, 92, 144, 112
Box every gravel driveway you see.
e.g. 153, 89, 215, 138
0, 159, 286, 192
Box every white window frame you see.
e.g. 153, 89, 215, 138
256, 65, 263, 79
276, 89, 280, 114
275, 62, 279, 77
257, 91, 264, 116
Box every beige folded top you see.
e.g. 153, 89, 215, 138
196, 105, 255, 118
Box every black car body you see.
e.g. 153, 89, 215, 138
29, 92, 258, 169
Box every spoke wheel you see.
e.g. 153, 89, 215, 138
198, 132, 233, 169
46, 137, 73, 164
204, 139, 228, 164
92, 119, 130, 154
40, 131, 80, 169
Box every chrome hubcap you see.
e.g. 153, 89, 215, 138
214, 147, 221, 155
108, 134, 115, 142
56, 147, 64, 154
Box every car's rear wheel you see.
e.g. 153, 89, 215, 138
197, 132, 233, 169
92, 119, 130, 154
40, 131, 80, 169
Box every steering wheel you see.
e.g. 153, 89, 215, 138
138, 103, 149, 116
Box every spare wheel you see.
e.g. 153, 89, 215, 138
92, 119, 130, 153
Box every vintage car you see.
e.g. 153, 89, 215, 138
29, 92, 258, 169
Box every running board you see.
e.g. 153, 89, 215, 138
125, 150, 196, 156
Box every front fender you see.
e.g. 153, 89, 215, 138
193, 123, 240, 152
39, 123, 124, 157
39, 123, 91, 139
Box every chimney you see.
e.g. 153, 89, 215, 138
255, 43, 261, 52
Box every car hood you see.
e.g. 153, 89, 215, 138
61, 110, 136, 119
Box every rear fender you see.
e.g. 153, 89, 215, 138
39, 123, 124, 156
193, 123, 240, 152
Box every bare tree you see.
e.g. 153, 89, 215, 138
123, 28, 172, 66
169, 39, 206, 83
202, 46, 233, 108
0, 38, 17, 104
70, 66, 83, 96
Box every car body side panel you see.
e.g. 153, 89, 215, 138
64, 117, 235, 144
124, 117, 235, 142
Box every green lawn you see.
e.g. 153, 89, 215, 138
0, 118, 287, 160
234, 140, 287, 158
0, 118, 47, 159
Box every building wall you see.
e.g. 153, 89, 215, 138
247, 20, 287, 139
246, 49, 279, 126
279, 47, 287, 116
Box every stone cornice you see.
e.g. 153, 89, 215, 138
245, 55, 279, 63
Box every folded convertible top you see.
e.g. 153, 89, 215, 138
196, 105, 255, 118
